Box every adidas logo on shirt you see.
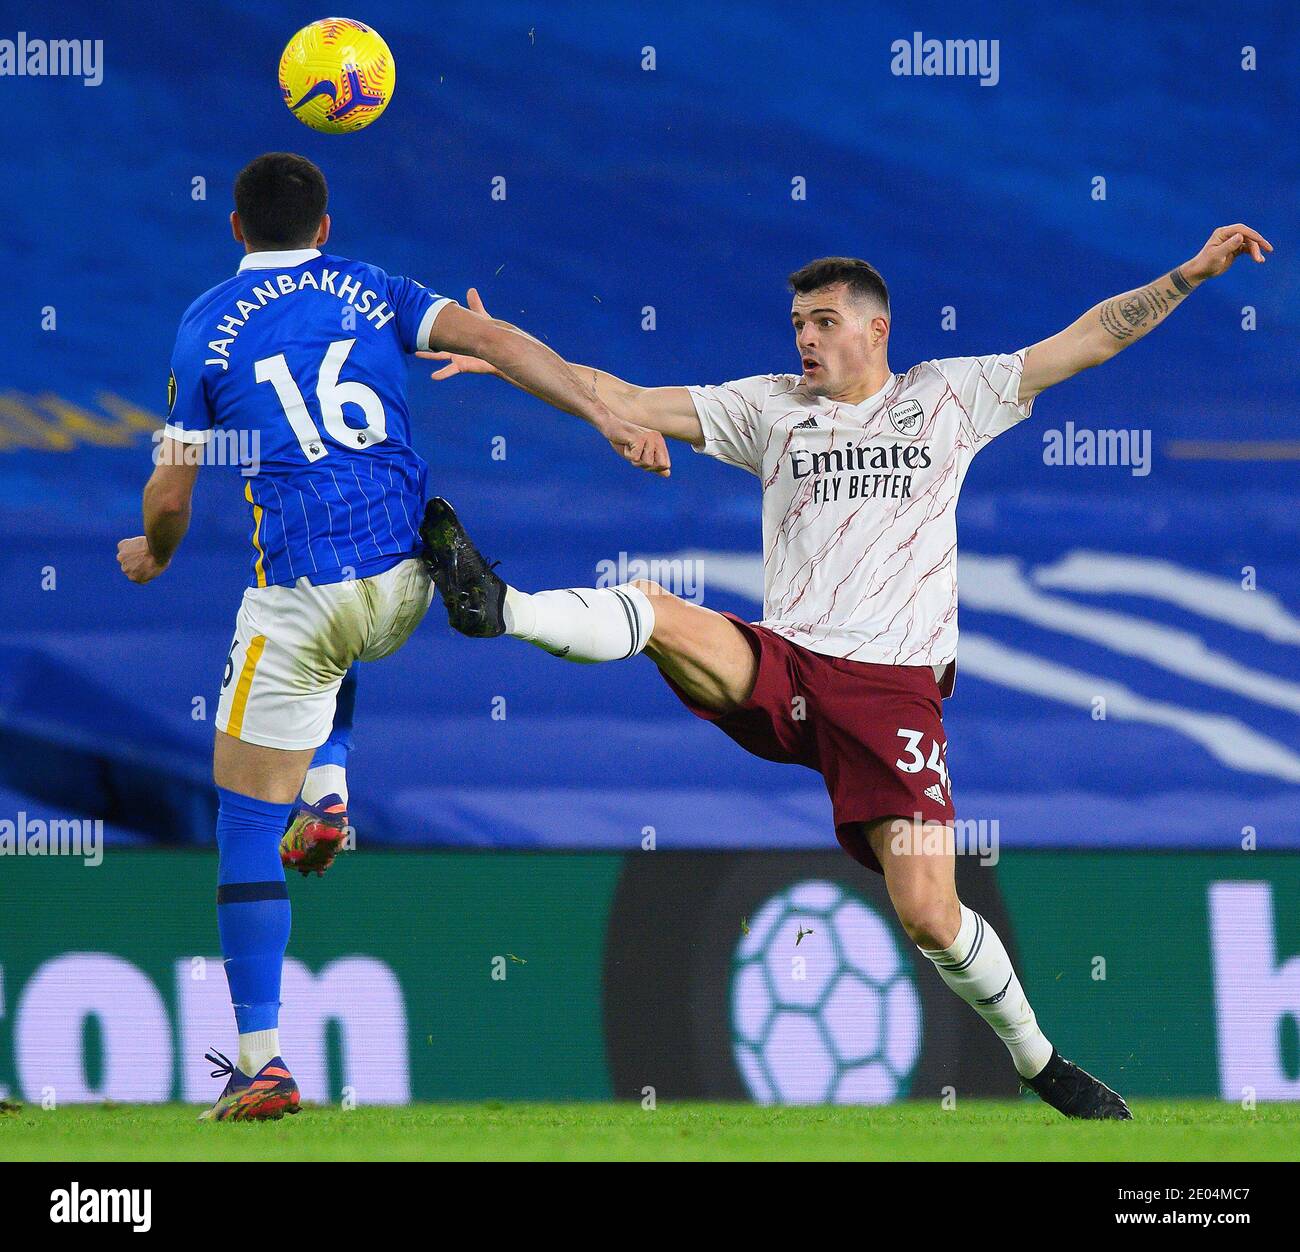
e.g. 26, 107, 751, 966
924, 782, 946, 804
793, 415, 819, 429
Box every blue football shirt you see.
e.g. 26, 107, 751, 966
167, 248, 452, 588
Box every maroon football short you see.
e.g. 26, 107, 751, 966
658, 614, 955, 873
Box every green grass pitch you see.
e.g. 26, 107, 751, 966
2, 1100, 1297, 1161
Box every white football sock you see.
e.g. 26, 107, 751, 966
302, 764, 348, 807
503, 584, 655, 663
919, 904, 1054, 1079
237, 1028, 280, 1076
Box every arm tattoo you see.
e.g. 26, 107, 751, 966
1169, 265, 1195, 296
1098, 271, 1193, 343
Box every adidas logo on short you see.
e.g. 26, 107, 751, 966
793, 415, 819, 429
924, 783, 945, 804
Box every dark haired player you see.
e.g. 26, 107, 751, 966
115, 153, 668, 1120
418, 226, 1270, 1118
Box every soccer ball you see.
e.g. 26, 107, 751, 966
279, 18, 395, 134
730, 879, 923, 1104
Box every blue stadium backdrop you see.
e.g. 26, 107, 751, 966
0, 0, 1296, 1105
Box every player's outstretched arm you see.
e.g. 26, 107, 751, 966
117, 434, 201, 583
421, 289, 706, 447
430, 299, 672, 475
1020, 224, 1273, 402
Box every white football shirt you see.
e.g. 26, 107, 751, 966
688, 353, 1035, 672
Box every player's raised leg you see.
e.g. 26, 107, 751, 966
420, 498, 757, 707
303, 661, 355, 805
861, 816, 1131, 1120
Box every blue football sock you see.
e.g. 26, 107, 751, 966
216, 787, 293, 1036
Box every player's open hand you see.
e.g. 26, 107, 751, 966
606, 419, 671, 476
417, 286, 499, 378
116, 536, 168, 583
1184, 224, 1273, 282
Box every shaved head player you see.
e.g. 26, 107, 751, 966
418, 224, 1270, 1118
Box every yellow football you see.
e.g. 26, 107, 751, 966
279, 18, 395, 134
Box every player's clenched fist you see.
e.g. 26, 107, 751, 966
605, 419, 671, 476
116, 535, 168, 583
1183, 224, 1273, 283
